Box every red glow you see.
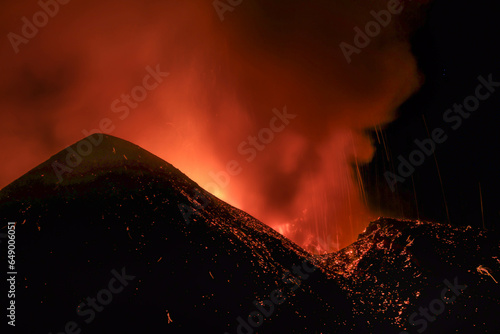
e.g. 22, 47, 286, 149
0, 0, 427, 251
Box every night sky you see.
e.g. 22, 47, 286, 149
364, 0, 500, 230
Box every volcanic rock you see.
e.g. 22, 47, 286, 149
1, 134, 498, 333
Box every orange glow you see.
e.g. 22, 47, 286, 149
0, 0, 426, 251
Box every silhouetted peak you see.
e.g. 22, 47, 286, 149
0, 133, 180, 193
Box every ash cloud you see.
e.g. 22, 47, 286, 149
0, 0, 429, 250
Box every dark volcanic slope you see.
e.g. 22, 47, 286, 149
1, 134, 499, 334
0, 134, 353, 334
319, 218, 500, 333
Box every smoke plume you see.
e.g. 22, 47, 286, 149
0, 0, 428, 250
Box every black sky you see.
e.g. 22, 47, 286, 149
363, 0, 500, 229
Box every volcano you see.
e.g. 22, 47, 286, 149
1, 134, 499, 333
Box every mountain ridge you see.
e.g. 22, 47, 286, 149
1, 134, 499, 333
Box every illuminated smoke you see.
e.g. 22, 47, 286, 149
0, 0, 428, 251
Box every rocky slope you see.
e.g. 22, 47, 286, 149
1, 134, 498, 333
